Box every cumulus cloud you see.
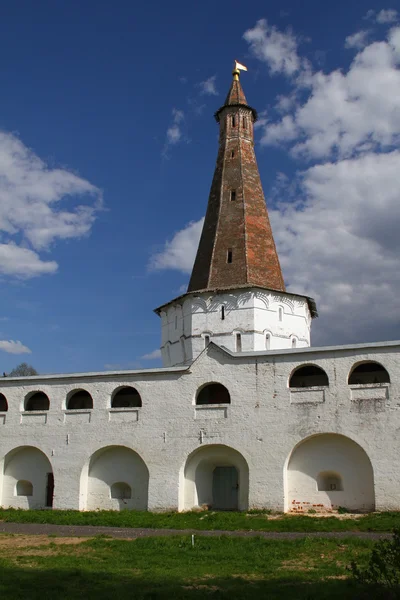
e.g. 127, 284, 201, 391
199, 75, 218, 96
0, 132, 102, 278
141, 349, 162, 360
149, 218, 204, 273
0, 340, 31, 354
255, 26, 400, 159
345, 30, 370, 49
376, 9, 398, 24
243, 18, 307, 76
163, 109, 185, 157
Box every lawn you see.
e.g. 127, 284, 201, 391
1, 507, 400, 532
0, 533, 379, 599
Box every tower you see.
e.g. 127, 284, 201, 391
155, 65, 317, 367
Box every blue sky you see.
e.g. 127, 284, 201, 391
0, 0, 399, 374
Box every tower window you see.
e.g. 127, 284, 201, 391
265, 334, 270, 350
221, 306, 225, 320
230, 190, 236, 201
204, 335, 210, 348
243, 116, 247, 129
231, 115, 236, 127
231, 150, 235, 158
236, 333, 242, 352
175, 315, 178, 329
227, 249, 233, 263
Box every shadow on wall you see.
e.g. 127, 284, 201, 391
181, 444, 249, 512
285, 433, 375, 512
2, 446, 53, 509
80, 446, 149, 511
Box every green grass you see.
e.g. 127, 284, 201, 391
0, 534, 380, 599
1, 507, 400, 532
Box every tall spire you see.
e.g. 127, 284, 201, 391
188, 65, 285, 293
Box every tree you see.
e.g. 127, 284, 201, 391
7, 363, 38, 377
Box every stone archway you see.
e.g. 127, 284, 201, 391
2, 446, 54, 509
181, 444, 249, 511
81, 446, 149, 511
285, 433, 375, 512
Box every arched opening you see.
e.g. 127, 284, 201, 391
348, 361, 390, 385
67, 390, 93, 410
2, 446, 53, 509
0, 393, 8, 411
82, 446, 149, 511
196, 383, 230, 405
289, 365, 329, 388
16, 480, 33, 496
111, 387, 142, 408
285, 434, 375, 512
25, 392, 50, 411
181, 444, 249, 511
110, 482, 132, 500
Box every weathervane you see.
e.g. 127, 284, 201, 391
233, 60, 247, 80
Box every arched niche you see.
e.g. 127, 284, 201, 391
112, 386, 142, 408
180, 444, 249, 511
285, 434, 375, 512
16, 480, 33, 496
110, 482, 132, 500
0, 393, 8, 412
348, 361, 390, 385
289, 365, 329, 388
67, 390, 93, 410
196, 383, 230, 405
82, 446, 149, 511
25, 392, 50, 411
2, 446, 53, 509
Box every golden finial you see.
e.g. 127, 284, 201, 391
233, 60, 248, 80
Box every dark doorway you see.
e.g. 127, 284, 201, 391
46, 472, 54, 508
212, 466, 238, 510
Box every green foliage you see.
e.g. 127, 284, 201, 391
1, 507, 400, 532
350, 528, 400, 596
8, 363, 38, 377
338, 506, 351, 514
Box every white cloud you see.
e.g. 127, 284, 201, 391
270, 150, 400, 344
163, 109, 185, 157
141, 349, 162, 360
0, 132, 102, 278
199, 75, 218, 96
0, 340, 31, 354
243, 18, 307, 76
149, 218, 204, 273
376, 9, 398, 23
345, 30, 370, 49
253, 27, 400, 159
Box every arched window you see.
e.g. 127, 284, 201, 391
67, 390, 93, 410
292, 337, 297, 348
289, 365, 329, 388
25, 392, 50, 411
196, 383, 230, 405
110, 482, 132, 499
204, 335, 210, 348
278, 307, 283, 322
231, 115, 236, 127
235, 333, 242, 352
0, 393, 8, 411
348, 361, 390, 385
317, 471, 343, 492
112, 387, 142, 408
242, 116, 247, 129
16, 480, 33, 496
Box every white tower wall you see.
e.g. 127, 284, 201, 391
159, 288, 312, 367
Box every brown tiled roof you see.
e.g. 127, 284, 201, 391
188, 72, 285, 294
